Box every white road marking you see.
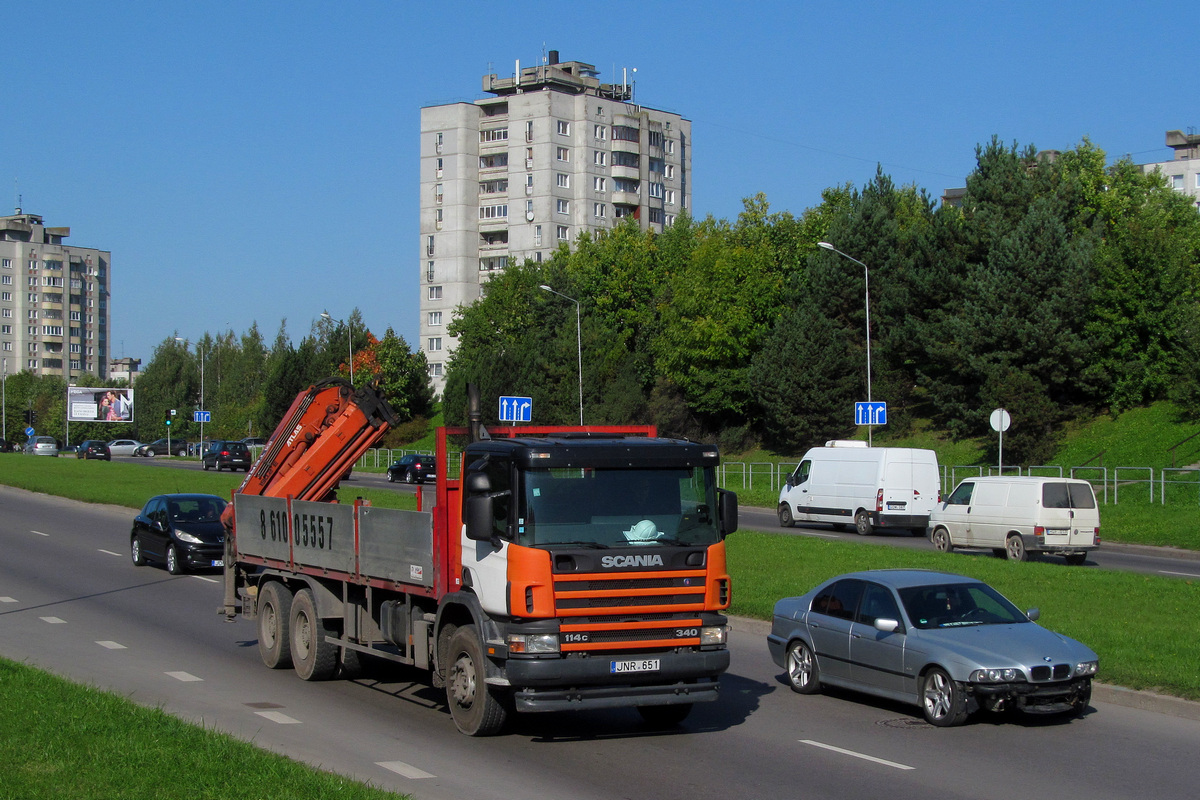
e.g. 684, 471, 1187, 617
165, 671, 203, 682
40, 616, 66, 624
96, 641, 127, 650
190, 575, 219, 583
1159, 570, 1200, 579
255, 711, 301, 724
31, 530, 49, 537
98, 549, 122, 557
377, 761, 436, 780
800, 531, 840, 539
0, 596, 16, 603
800, 739, 915, 770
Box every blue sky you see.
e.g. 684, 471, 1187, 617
2, 1, 1191, 366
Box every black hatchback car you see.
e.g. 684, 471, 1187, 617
130, 493, 227, 574
75, 440, 111, 460
387, 453, 437, 484
201, 440, 252, 472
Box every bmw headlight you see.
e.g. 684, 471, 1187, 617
700, 625, 727, 646
1074, 660, 1099, 677
506, 633, 559, 654
970, 668, 1024, 683
175, 531, 203, 544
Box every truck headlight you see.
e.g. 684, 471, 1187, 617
970, 668, 1023, 683
700, 625, 727, 646
506, 633, 559, 654
1074, 660, 1099, 677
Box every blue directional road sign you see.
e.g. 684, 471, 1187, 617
193, 411, 211, 423
25, 426, 35, 437
499, 396, 532, 423
855, 401, 887, 426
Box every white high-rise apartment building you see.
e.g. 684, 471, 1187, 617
1141, 129, 1200, 210
0, 210, 111, 380
419, 51, 691, 395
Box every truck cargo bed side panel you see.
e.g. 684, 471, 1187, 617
359, 507, 435, 587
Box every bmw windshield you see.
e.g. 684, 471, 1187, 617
898, 582, 1030, 630
518, 466, 722, 548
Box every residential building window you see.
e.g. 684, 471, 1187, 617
556, 199, 570, 214
525, 121, 534, 142
649, 208, 665, 224
613, 177, 640, 193
1, 258, 9, 268
427, 261, 435, 282
435, 132, 444, 153
480, 153, 508, 169
27, 310, 37, 320
1, 309, 10, 318
27, 293, 38, 303
28, 277, 37, 286
648, 157, 664, 174
28, 343, 37, 353
479, 179, 508, 194
593, 150, 607, 167
593, 203, 607, 218
556, 173, 570, 188
428, 286, 442, 300
593, 124, 607, 140
648, 131, 664, 148
556, 146, 570, 162
557, 225, 569, 241
479, 204, 508, 219
480, 127, 509, 143
435, 209, 443, 226
1170, 174, 1184, 190
593, 176, 606, 192
666, 214, 676, 226
534, 225, 543, 246
427, 235, 435, 256
525, 199, 534, 217
428, 362, 443, 378
480, 256, 508, 271
428, 337, 442, 352
428, 311, 442, 326
0, 324, 8, 333
556, 120, 570, 136
435, 157, 443, 178
649, 182, 664, 199
435, 183, 444, 203
42, 325, 64, 336
612, 151, 639, 168
666, 164, 675, 180
70, 311, 80, 321
1, 276, 9, 285
1, 292, 8, 301
666, 139, 675, 154
27, 359, 37, 369
613, 125, 639, 142
667, 189, 676, 205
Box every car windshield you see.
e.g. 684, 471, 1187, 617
898, 582, 1030, 629
167, 498, 226, 523
518, 466, 721, 548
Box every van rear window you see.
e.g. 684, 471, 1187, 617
1043, 482, 1096, 509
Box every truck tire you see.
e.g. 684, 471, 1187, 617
777, 503, 794, 528
854, 509, 873, 535
446, 625, 507, 736
290, 588, 337, 681
257, 581, 293, 669
637, 703, 692, 728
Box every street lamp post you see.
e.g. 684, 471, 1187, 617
175, 337, 205, 447
2, 357, 7, 447
539, 285, 583, 425
817, 241, 874, 445
321, 312, 354, 384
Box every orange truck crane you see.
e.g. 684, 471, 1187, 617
221, 382, 737, 735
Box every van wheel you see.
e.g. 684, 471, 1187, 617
777, 503, 794, 528
1005, 534, 1028, 562
930, 527, 953, 553
854, 510, 873, 535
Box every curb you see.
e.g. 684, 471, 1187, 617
728, 615, 1200, 722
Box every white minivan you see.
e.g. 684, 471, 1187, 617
928, 476, 1100, 564
777, 442, 941, 536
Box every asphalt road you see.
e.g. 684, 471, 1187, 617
2, 486, 1198, 800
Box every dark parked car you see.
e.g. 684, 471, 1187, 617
387, 453, 437, 484
134, 438, 188, 457
202, 440, 252, 472
75, 440, 111, 460
767, 569, 1098, 726
130, 493, 227, 574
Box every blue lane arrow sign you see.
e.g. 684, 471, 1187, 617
499, 396, 533, 423
854, 401, 887, 426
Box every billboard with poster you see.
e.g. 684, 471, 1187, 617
68, 387, 134, 423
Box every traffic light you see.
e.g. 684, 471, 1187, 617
165, 410, 172, 427
23, 409, 37, 425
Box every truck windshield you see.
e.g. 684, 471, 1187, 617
519, 466, 721, 548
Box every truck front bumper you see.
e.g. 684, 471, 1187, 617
505, 648, 730, 712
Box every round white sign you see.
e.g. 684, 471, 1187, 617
990, 408, 1011, 432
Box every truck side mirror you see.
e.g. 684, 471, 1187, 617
718, 489, 738, 536
465, 472, 491, 493
464, 494, 495, 542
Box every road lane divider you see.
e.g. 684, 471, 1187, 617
800, 739, 915, 770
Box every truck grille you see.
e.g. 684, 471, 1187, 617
552, 569, 708, 652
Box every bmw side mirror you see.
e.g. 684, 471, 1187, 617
1026, 608, 1040, 621
874, 618, 899, 633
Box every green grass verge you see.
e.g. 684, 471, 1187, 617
0, 656, 407, 800
728, 530, 1200, 700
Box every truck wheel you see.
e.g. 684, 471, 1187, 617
257, 582, 293, 669
777, 503, 794, 528
1005, 534, 1028, 562
446, 625, 507, 736
290, 589, 338, 681
637, 703, 692, 728
930, 527, 953, 553
854, 510, 873, 535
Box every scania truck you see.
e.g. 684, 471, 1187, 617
221, 380, 737, 735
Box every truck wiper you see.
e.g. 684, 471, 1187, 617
544, 540, 610, 549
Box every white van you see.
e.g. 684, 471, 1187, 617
777, 442, 941, 536
928, 476, 1099, 564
